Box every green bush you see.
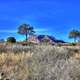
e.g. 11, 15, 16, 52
7, 37, 16, 43
71, 43, 76, 46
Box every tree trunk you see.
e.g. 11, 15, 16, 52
74, 38, 76, 43
79, 37, 80, 42
25, 34, 28, 41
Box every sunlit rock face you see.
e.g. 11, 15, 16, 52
28, 35, 66, 44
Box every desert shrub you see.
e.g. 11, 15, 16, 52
71, 43, 76, 46
56, 43, 62, 47
0, 47, 7, 53
6, 37, 16, 43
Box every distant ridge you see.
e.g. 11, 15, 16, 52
37, 35, 66, 43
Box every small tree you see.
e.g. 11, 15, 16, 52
7, 37, 16, 43
18, 24, 35, 41
69, 29, 79, 43
77, 31, 80, 42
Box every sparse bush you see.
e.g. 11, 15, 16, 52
56, 43, 62, 47
71, 43, 76, 46
6, 37, 16, 43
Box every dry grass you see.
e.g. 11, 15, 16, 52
27, 45, 80, 80
0, 45, 79, 80
0, 52, 31, 65
0, 52, 32, 80
72, 52, 80, 60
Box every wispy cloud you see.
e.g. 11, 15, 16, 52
0, 30, 17, 33
35, 28, 48, 32
0, 28, 48, 33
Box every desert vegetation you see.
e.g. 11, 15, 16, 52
6, 37, 16, 43
69, 29, 80, 43
18, 24, 35, 41
0, 45, 80, 80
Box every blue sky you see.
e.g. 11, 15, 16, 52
0, 0, 80, 42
